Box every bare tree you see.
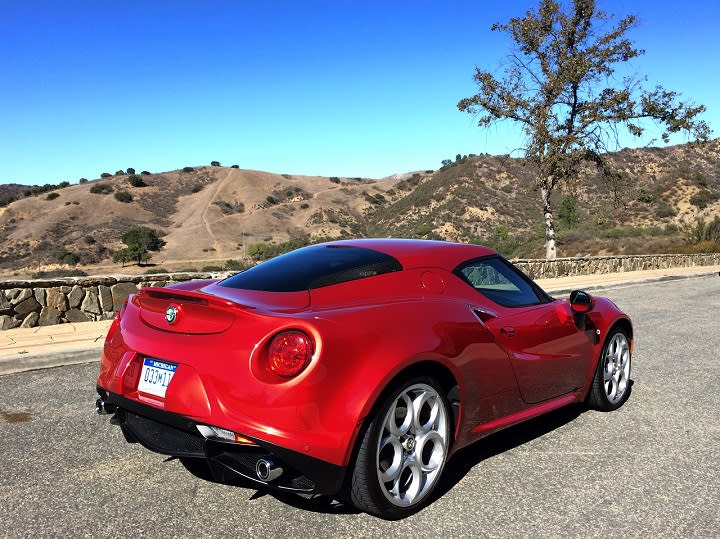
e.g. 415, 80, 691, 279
458, 0, 710, 258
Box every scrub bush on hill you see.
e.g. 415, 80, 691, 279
114, 191, 133, 203
90, 184, 113, 195
128, 175, 147, 187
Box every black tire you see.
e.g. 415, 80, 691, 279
587, 327, 632, 411
349, 376, 451, 520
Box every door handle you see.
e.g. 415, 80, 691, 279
500, 326, 516, 337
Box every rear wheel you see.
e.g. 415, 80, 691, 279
587, 328, 632, 411
349, 377, 451, 519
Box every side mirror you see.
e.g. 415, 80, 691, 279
569, 290, 593, 314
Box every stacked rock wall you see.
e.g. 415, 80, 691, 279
1, 252, 718, 329
0, 273, 227, 330
512, 253, 720, 279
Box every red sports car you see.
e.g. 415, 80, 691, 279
95, 239, 633, 519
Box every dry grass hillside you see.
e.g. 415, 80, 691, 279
1, 139, 719, 279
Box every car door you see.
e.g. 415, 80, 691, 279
456, 256, 594, 404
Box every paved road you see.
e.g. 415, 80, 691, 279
1, 277, 719, 538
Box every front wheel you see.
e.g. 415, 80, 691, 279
349, 377, 451, 520
587, 328, 632, 411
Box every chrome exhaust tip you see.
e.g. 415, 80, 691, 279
95, 397, 116, 415
256, 459, 283, 482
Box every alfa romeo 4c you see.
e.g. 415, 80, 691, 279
96, 239, 632, 519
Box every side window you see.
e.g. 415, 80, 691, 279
455, 256, 546, 307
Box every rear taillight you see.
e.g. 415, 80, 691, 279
268, 330, 314, 378
105, 299, 128, 342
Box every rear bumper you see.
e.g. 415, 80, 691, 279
97, 386, 347, 496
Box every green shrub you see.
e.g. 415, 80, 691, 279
329, 177, 341, 184
191, 184, 204, 193
690, 190, 719, 209
230, 164, 239, 169
58, 181, 70, 188
84, 235, 96, 245
128, 174, 146, 187
656, 203, 676, 218
214, 200, 244, 214
265, 195, 278, 205
79, 178, 88, 184
224, 259, 246, 271
683, 216, 720, 244
56, 249, 80, 265
141, 170, 151, 175
300, 203, 309, 209
0, 195, 16, 207
211, 161, 221, 167
182, 166, 194, 172
247, 243, 267, 259
114, 191, 133, 203
415, 223, 433, 236
126, 167, 136, 175
90, 184, 113, 195
115, 170, 125, 176
636, 188, 654, 203
46, 192, 60, 201
558, 195, 580, 229
202, 265, 224, 272
100, 172, 112, 178
144, 267, 168, 274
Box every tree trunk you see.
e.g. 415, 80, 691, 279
541, 186, 557, 259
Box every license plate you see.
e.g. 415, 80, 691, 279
138, 358, 177, 398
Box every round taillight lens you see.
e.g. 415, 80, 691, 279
268, 331, 314, 378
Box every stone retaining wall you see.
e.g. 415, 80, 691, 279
512, 253, 720, 279
1, 252, 718, 330
0, 272, 228, 330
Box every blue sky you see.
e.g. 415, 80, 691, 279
1, 1, 718, 185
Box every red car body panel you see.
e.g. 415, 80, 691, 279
97, 239, 632, 477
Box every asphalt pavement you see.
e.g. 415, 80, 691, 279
0, 276, 719, 537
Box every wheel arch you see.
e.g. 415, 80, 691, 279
608, 316, 634, 352
342, 359, 460, 470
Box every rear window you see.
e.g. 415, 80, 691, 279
220, 244, 403, 292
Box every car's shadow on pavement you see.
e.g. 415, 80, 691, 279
435, 380, 635, 504
177, 384, 633, 518
433, 403, 587, 503
259, 403, 590, 517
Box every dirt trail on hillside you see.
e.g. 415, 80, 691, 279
161, 169, 235, 261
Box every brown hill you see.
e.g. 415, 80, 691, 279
1, 140, 719, 279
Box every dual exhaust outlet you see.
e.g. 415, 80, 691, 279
96, 397, 283, 483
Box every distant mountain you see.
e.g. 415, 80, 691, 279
1, 140, 719, 278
